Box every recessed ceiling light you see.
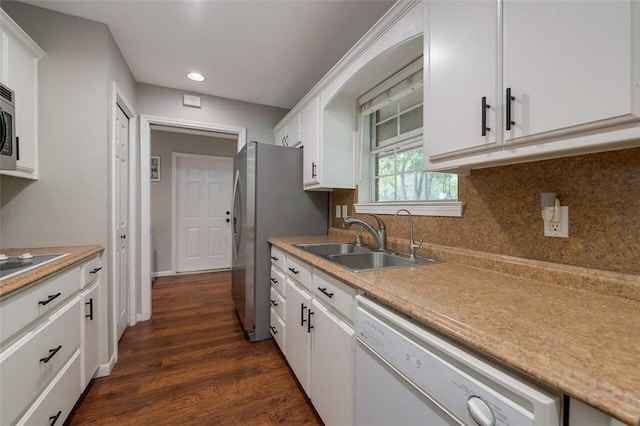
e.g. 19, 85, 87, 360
186, 72, 205, 82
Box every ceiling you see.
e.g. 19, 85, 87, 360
21, 0, 396, 110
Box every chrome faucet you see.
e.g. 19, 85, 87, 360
394, 209, 423, 259
343, 214, 387, 251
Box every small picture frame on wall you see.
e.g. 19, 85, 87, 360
150, 156, 160, 182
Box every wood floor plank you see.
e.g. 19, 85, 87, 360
68, 271, 321, 425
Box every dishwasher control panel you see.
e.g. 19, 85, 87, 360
356, 296, 561, 426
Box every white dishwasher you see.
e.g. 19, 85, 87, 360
355, 296, 561, 426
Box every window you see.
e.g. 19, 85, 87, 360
359, 59, 458, 207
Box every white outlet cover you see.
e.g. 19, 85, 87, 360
335, 205, 341, 218
544, 206, 569, 238
342, 205, 348, 217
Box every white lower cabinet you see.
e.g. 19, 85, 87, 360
0, 254, 103, 425
310, 299, 355, 426
285, 278, 312, 395
17, 351, 81, 426
81, 281, 100, 390
277, 250, 358, 426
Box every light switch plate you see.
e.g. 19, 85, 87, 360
336, 205, 341, 218
342, 205, 348, 218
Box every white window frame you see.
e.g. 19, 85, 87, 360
355, 58, 463, 217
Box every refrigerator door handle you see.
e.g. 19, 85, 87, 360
232, 169, 241, 257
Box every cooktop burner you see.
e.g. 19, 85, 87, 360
0, 253, 70, 280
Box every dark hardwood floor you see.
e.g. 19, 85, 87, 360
68, 272, 321, 425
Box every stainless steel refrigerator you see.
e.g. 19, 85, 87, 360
231, 141, 328, 342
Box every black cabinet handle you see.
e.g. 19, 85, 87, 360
226, 218, 230, 223
270, 299, 278, 307
226, 211, 230, 215
301, 303, 307, 326
16, 136, 19, 161
317, 287, 334, 298
506, 88, 515, 130
40, 345, 62, 363
307, 310, 314, 333
311, 162, 317, 179
39, 293, 61, 306
270, 256, 279, 261
288, 267, 299, 275
49, 410, 62, 426
86, 298, 94, 320
90, 267, 102, 274
270, 277, 278, 284
481, 96, 491, 136
270, 326, 277, 335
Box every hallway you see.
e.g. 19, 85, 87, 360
68, 272, 321, 425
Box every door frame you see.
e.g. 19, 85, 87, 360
108, 81, 136, 372
139, 114, 246, 321
171, 152, 234, 274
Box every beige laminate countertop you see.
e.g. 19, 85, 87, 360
0, 245, 104, 298
269, 235, 640, 426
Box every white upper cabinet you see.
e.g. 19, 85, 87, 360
503, 0, 633, 142
425, 0, 640, 172
427, 0, 500, 160
301, 96, 320, 186
274, 113, 301, 147
0, 9, 45, 180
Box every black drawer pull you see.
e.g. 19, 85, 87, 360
270, 299, 278, 307
49, 410, 62, 426
40, 345, 62, 363
270, 256, 279, 261
288, 267, 299, 275
317, 287, 334, 298
270, 277, 278, 284
86, 298, 94, 320
270, 326, 278, 335
307, 310, 314, 333
301, 303, 307, 326
89, 267, 102, 274
39, 293, 61, 306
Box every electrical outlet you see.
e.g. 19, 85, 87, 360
335, 205, 341, 218
544, 206, 569, 238
342, 205, 348, 217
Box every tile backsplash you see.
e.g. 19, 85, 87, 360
331, 147, 640, 275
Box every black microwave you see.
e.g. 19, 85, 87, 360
0, 83, 17, 171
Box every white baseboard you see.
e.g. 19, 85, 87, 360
137, 312, 150, 322
152, 270, 173, 278
95, 352, 117, 378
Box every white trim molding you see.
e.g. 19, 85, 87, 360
139, 114, 246, 322
355, 201, 464, 217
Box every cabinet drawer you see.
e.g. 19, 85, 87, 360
0, 297, 81, 426
270, 246, 286, 271
270, 307, 286, 354
313, 269, 357, 324
0, 266, 81, 344
286, 256, 312, 290
81, 256, 102, 289
17, 350, 81, 426
270, 266, 286, 298
270, 286, 286, 321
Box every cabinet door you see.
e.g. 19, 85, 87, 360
301, 97, 320, 186
311, 300, 354, 426
503, 0, 633, 142
275, 126, 287, 146
426, 0, 499, 162
284, 279, 312, 395
81, 281, 100, 390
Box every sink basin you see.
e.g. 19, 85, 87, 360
295, 242, 372, 257
326, 252, 440, 272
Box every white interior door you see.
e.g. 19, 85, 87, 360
176, 155, 233, 273
115, 106, 129, 341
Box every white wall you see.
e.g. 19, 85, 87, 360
137, 83, 288, 145
0, 1, 136, 369
150, 130, 237, 273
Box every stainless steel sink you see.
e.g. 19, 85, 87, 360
326, 251, 440, 272
294, 242, 372, 257
295, 241, 441, 272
